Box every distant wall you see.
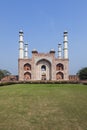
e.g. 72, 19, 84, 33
69, 75, 79, 81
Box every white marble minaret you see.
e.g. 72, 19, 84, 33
63, 31, 68, 59
58, 43, 62, 59
24, 43, 28, 59
19, 30, 24, 59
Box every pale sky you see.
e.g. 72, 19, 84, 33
0, 0, 87, 75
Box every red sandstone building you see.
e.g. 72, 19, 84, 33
18, 30, 69, 81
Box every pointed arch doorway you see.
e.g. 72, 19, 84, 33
36, 59, 51, 80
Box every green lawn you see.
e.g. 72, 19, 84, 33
0, 84, 87, 130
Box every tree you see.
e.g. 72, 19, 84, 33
0, 70, 4, 80
2, 70, 11, 76
77, 67, 87, 80
0, 69, 11, 81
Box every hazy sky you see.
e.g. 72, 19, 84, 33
0, 0, 87, 75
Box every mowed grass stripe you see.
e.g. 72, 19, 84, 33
0, 84, 87, 130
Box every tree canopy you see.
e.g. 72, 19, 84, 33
77, 67, 87, 80
0, 69, 11, 80
0, 70, 4, 80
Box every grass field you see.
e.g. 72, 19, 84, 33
0, 84, 87, 130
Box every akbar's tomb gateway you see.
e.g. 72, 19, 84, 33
18, 30, 69, 81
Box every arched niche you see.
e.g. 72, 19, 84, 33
56, 63, 64, 71
24, 72, 31, 80
56, 72, 64, 80
41, 65, 46, 71
24, 63, 31, 71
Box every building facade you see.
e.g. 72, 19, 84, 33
18, 30, 69, 81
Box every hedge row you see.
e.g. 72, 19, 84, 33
0, 80, 87, 87
0, 81, 17, 86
